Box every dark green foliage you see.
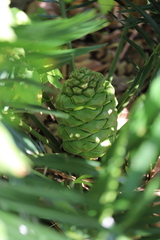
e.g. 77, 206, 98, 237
1, 1, 160, 240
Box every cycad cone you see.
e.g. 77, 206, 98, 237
56, 67, 117, 158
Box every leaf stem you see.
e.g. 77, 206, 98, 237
42, 91, 56, 111
59, 0, 76, 72
107, 22, 129, 82
117, 42, 160, 112
28, 113, 61, 151
16, 118, 62, 153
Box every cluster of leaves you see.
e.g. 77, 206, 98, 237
0, 0, 160, 240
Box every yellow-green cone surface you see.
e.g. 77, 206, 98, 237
56, 67, 117, 158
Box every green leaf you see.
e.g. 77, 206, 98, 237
0, 78, 55, 96
123, 0, 160, 37
0, 178, 99, 228
0, 120, 32, 177
31, 153, 100, 176
88, 74, 160, 229
10, 7, 31, 25
0, 210, 70, 240
47, 69, 63, 90
117, 43, 160, 112
123, 36, 147, 60
0, 0, 16, 42
0, 218, 8, 240
149, 0, 160, 15
26, 44, 106, 73
12, 10, 107, 50
0, 66, 42, 105
74, 175, 93, 186
134, 24, 155, 50
98, 0, 114, 14
4, 102, 68, 118
27, 113, 60, 151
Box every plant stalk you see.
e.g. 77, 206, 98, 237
28, 113, 61, 150
117, 42, 160, 112
59, 0, 75, 72
16, 118, 62, 153
107, 22, 129, 82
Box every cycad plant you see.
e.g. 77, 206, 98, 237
1, 0, 160, 240
55, 67, 118, 158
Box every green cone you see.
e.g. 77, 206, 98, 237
56, 67, 117, 158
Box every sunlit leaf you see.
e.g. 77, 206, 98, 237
98, 0, 114, 14
47, 69, 63, 90
11, 10, 107, 50
26, 44, 106, 72
0, 0, 16, 42
0, 121, 32, 177
10, 7, 31, 25
0, 219, 8, 240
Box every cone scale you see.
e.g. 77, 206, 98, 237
56, 67, 117, 158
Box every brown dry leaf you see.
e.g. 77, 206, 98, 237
117, 107, 129, 130
150, 157, 160, 178
75, 59, 102, 70
130, 0, 147, 18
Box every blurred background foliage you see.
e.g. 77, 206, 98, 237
0, 0, 160, 239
